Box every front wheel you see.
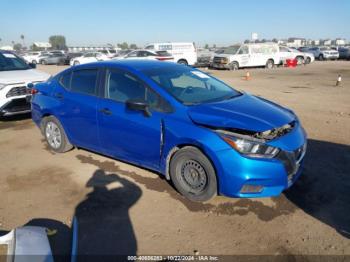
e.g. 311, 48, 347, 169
229, 61, 239, 71
265, 59, 274, 69
296, 56, 304, 65
177, 59, 188, 66
170, 147, 217, 202
42, 116, 73, 153
305, 57, 311, 64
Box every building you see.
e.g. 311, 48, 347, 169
287, 38, 306, 47
32, 42, 51, 50
0, 45, 14, 51
332, 38, 346, 46
322, 39, 332, 46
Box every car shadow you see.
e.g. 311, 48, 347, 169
285, 139, 350, 239
0, 113, 31, 122
0, 169, 142, 261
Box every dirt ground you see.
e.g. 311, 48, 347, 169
0, 61, 349, 259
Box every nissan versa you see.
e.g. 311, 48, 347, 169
31, 60, 307, 202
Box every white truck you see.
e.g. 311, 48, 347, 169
0, 51, 50, 117
145, 42, 197, 66
211, 43, 280, 70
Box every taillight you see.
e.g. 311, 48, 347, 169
31, 88, 39, 95
156, 57, 173, 61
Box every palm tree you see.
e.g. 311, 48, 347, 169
20, 34, 25, 46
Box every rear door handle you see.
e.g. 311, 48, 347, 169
54, 92, 64, 99
99, 108, 112, 115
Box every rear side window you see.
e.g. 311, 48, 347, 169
59, 72, 71, 89
71, 69, 98, 96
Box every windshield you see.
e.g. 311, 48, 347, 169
223, 45, 240, 54
0, 53, 30, 71
143, 66, 241, 105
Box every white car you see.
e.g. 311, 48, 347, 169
98, 49, 118, 58
119, 50, 174, 62
145, 42, 197, 66
70, 52, 110, 66
211, 43, 280, 70
0, 51, 50, 117
278, 46, 315, 64
22, 51, 48, 64
306, 47, 339, 60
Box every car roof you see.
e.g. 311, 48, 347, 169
77, 60, 181, 72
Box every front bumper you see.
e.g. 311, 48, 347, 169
215, 123, 307, 198
0, 97, 31, 116
211, 62, 230, 69
323, 54, 339, 60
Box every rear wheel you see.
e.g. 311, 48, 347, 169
229, 61, 239, 71
177, 59, 188, 66
42, 116, 73, 153
41, 60, 47, 65
265, 59, 274, 69
170, 146, 217, 202
31, 60, 37, 64
305, 57, 311, 64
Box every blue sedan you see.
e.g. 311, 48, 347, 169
31, 60, 307, 202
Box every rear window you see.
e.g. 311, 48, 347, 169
71, 69, 98, 96
156, 51, 171, 56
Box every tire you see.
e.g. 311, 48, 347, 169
318, 54, 324, 61
170, 146, 217, 202
31, 60, 37, 65
42, 116, 73, 153
305, 57, 311, 64
73, 61, 80, 66
296, 56, 304, 65
177, 59, 188, 66
229, 61, 239, 71
41, 60, 47, 65
265, 59, 274, 69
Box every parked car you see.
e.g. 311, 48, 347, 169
306, 47, 339, 60
0, 50, 50, 117
112, 49, 132, 59
338, 47, 350, 60
145, 42, 197, 66
120, 50, 174, 62
39, 53, 66, 65
31, 60, 307, 202
22, 51, 48, 64
278, 46, 315, 64
211, 43, 280, 70
60, 52, 84, 65
70, 52, 109, 66
98, 49, 117, 58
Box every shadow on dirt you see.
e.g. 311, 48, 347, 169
76, 155, 297, 222
1, 170, 142, 261
285, 139, 350, 239
0, 113, 32, 130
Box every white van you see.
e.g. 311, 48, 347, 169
211, 43, 280, 70
145, 42, 197, 66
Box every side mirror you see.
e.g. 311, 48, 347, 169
126, 99, 151, 117
28, 63, 36, 69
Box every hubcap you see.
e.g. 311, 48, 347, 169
180, 160, 207, 193
45, 122, 62, 149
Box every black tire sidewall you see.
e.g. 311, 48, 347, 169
170, 147, 217, 202
42, 116, 72, 153
229, 62, 238, 70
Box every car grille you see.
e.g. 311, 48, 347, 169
213, 56, 227, 64
277, 143, 307, 184
6, 86, 30, 98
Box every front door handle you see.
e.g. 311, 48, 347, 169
99, 108, 112, 115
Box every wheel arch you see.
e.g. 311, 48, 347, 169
163, 142, 221, 194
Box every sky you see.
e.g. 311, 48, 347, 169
0, 0, 349, 47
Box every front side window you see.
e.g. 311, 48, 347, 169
238, 46, 249, 54
127, 51, 138, 57
105, 70, 163, 110
223, 45, 240, 55
71, 69, 98, 95
143, 66, 241, 105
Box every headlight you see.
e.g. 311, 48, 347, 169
216, 130, 280, 158
0, 83, 8, 91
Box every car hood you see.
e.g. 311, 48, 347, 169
0, 69, 50, 84
187, 93, 295, 132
